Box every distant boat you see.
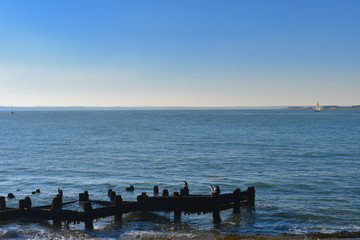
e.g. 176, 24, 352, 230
10, 106, 14, 114
314, 102, 321, 112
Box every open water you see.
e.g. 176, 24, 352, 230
0, 109, 359, 239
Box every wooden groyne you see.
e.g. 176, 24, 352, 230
0, 185, 255, 229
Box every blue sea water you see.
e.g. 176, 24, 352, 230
0, 109, 359, 239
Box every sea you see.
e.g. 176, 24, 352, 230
0, 109, 359, 239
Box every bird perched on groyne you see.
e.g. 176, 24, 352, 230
58, 188, 63, 197
181, 181, 189, 196
210, 185, 220, 195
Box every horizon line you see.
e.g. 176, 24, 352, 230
1, 104, 359, 111
1, 105, 286, 110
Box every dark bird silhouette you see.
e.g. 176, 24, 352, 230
182, 181, 189, 196
210, 185, 220, 194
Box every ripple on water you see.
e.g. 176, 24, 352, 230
1, 110, 360, 237
248, 182, 272, 189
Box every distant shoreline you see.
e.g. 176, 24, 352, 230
287, 105, 360, 109
0, 106, 284, 111
0, 105, 359, 111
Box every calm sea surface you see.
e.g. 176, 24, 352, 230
0, 109, 359, 239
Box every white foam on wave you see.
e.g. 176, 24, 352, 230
0, 223, 98, 240
120, 230, 201, 240
0, 229, 9, 238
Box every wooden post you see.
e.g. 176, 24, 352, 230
114, 195, 123, 221
232, 188, 241, 213
212, 211, 221, 224
110, 191, 116, 202
162, 189, 169, 196
153, 186, 159, 195
180, 188, 185, 196
173, 191, 181, 219
83, 201, 94, 230
180, 187, 189, 196
137, 192, 148, 209
79, 191, 89, 202
19, 199, 25, 210
79, 193, 84, 202
212, 193, 221, 224
84, 191, 89, 201
183, 186, 189, 196
51, 196, 62, 211
174, 210, 181, 219
247, 187, 255, 206
52, 195, 62, 226
24, 197, 32, 209
56, 193, 63, 208
0, 196, 6, 209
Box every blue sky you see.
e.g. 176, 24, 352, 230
0, 0, 359, 107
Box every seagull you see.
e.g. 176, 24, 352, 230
210, 185, 220, 194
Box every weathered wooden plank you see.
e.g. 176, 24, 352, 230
23, 209, 83, 221
0, 209, 22, 221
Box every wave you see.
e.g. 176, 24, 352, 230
120, 230, 199, 240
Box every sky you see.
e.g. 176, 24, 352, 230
0, 0, 359, 107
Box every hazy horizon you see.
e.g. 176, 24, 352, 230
1, 105, 287, 110
1, 0, 359, 107
1, 103, 358, 111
